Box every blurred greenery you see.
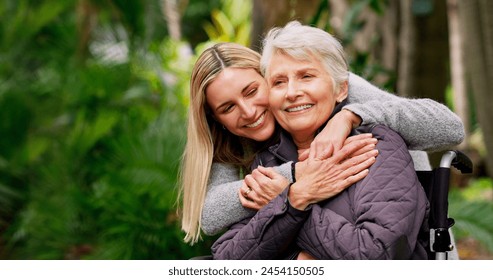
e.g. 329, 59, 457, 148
0, 0, 218, 259
450, 178, 493, 255
0, 0, 491, 260
311, 0, 396, 89
203, 0, 251, 46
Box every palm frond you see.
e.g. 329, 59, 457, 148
450, 179, 493, 254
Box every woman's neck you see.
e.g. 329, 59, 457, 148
293, 134, 315, 150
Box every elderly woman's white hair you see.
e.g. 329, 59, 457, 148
260, 21, 349, 91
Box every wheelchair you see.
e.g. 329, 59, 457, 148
417, 150, 473, 260
192, 150, 473, 260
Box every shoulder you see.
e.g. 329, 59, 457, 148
347, 73, 378, 101
352, 125, 418, 201
355, 124, 406, 149
354, 125, 413, 178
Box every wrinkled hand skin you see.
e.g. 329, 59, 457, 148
290, 135, 378, 210
299, 109, 362, 161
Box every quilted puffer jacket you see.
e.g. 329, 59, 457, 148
211, 124, 430, 259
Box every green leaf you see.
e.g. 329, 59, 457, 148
450, 184, 493, 254
211, 9, 235, 39
369, 0, 386, 15
67, 111, 119, 158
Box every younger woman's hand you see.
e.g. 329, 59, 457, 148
238, 166, 289, 210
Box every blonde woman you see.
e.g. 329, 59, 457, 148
179, 42, 464, 245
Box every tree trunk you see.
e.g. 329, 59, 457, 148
447, 0, 469, 149
397, 0, 416, 97
458, 0, 493, 177
250, 0, 319, 51
328, 0, 349, 35
162, 0, 181, 40
76, 0, 98, 60
376, 1, 399, 86
413, 0, 450, 103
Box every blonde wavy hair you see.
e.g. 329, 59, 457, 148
179, 42, 264, 244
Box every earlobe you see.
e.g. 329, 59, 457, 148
336, 80, 349, 102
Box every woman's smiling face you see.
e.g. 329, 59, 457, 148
266, 52, 348, 148
205, 67, 276, 142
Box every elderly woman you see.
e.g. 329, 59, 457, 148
211, 21, 430, 259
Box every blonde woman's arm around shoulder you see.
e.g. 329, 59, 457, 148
344, 73, 464, 151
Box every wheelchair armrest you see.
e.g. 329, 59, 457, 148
439, 150, 473, 174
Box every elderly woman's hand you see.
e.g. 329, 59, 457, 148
299, 109, 362, 161
238, 166, 290, 210
289, 134, 378, 210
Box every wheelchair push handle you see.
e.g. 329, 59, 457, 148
439, 150, 473, 174
428, 150, 472, 259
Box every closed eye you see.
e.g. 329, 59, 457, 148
272, 79, 284, 87
221, 103, 235, 113
245, 88, 257, 97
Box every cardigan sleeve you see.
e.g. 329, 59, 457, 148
201, 163, 254, 236
344, 73, 464, 151
201, 162, 294, 235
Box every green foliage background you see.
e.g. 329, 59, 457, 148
0, 0, 220, 259
1, 0, 491, 259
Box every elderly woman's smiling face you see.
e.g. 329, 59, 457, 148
267, 52, 348, 148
